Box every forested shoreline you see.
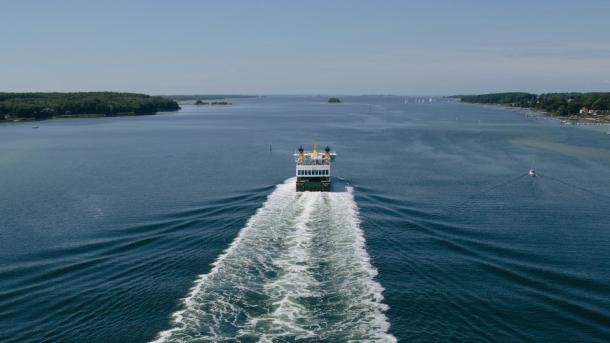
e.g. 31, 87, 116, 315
0, 92, 180, 121
456, 92, 610, 118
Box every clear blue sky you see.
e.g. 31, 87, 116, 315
1, 0, 610, 95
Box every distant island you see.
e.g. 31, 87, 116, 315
0, 92, 180, 122
165, 94, 256, 102
455, 92, 610, 123
328, 97, 341, 103
194, 100, 232, 105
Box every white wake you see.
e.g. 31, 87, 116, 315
152, 179, 396, 342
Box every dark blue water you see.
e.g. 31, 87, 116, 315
1, 97, 610, 342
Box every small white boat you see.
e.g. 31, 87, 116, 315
528, 169, 537, 177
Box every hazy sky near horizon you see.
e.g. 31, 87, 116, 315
1, 0, 610, 95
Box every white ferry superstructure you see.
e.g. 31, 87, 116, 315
294, 145, 336, 191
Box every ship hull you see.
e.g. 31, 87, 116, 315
296, 177, 331, 192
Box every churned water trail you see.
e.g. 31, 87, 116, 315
152, 178, 395, 342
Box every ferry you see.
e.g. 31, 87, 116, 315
294, 145, 336, 191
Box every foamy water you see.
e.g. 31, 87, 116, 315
152, 179, 395, 342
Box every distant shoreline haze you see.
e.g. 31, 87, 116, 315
3, 91, 610, 123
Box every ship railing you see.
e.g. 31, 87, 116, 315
296, 161, 331, 165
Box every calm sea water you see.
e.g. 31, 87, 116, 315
1, 96, 610, 342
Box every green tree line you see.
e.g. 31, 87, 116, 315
458, 92, 610, 116
0, 92, 180, 120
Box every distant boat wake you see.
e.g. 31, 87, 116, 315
152, 178, 396, 342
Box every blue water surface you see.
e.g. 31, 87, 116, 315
1, 96, 609, 342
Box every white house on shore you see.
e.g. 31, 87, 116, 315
579, 107, 597, 115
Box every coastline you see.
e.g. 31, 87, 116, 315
0, 111, 176, 124
455, 92, 610, 125
476, 103, 610, 125
0, 92, 181, 124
